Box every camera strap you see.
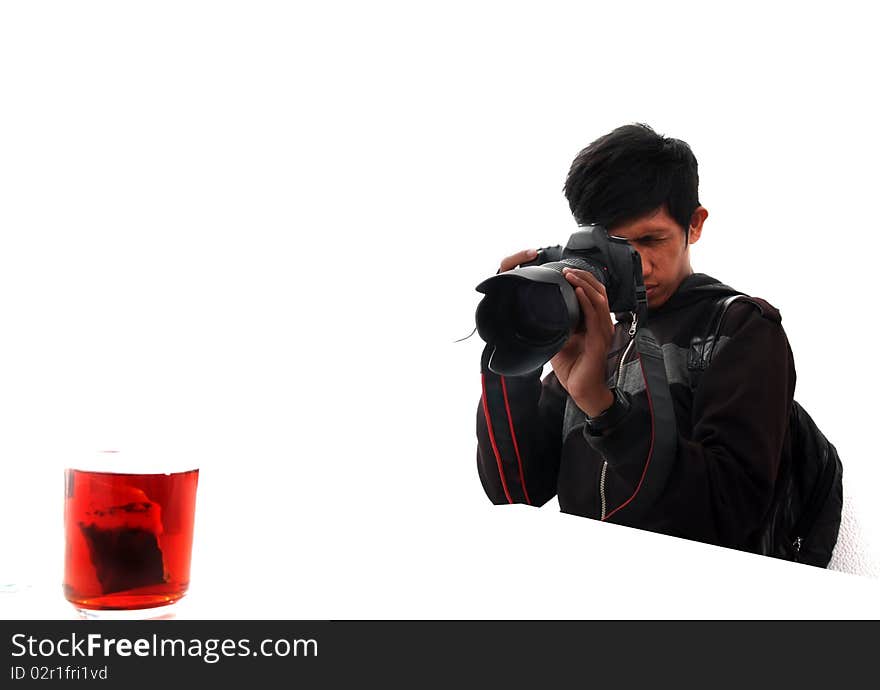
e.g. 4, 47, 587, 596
605, 326, 678, 522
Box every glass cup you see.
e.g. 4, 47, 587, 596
63, 450, 199, 618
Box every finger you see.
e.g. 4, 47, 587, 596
499, 248, 538, 272
549, 362, 571, 392
574, 287, 614, 343
562, 269, 608, 297
564, 271, 609, 311
574, 286, 597, 331
572, 280, 614, 335
555, 333, 581, 356
551, 327, 582, 369
550, 341, 578, 388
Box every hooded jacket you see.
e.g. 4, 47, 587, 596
476, 273, 796, 553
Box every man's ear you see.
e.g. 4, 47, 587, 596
688, 206, 708, 245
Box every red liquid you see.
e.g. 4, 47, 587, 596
63, 469, 199, 611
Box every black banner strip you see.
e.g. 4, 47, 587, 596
1, 620, 876, 686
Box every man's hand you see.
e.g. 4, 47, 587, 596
498, 248, 538, 273
550, 268, 615, 417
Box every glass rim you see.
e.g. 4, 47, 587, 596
64, 449, 202, 474
65, 467, 200, 476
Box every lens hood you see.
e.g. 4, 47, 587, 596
475, 266, 580, 376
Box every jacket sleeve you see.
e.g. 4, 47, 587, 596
583, 302, 795, 549
476, 345, 567, 507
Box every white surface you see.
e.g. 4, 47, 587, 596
1, 1, 879, 620
4, 508, 880, 620
827, 486, 880, 578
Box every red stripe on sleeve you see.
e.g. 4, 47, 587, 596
481, 374, 513, 504
500, 376, 532, 506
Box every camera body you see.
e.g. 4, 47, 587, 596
475, 226, 646, 376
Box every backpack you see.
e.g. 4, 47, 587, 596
690, 294, 844, 567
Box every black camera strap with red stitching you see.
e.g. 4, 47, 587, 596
602, 325, 678, 522
478, 318, 678, 517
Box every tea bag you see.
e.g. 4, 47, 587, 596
78, 476, 167, 595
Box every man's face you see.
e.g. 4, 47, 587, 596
609, 205, 706, 310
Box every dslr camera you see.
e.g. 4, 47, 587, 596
475, 226, 646, 376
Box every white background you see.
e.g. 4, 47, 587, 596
2, 1, 879, 619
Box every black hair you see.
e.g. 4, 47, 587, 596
563, 123, 700, 237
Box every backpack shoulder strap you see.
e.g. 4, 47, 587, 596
689, 293, 770, 372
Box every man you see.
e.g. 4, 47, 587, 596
476, 123, 796, 553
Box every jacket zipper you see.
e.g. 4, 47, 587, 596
599, 313, 638, 520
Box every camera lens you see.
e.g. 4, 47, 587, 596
474, 226, 642, 376
511, 282, 570, 345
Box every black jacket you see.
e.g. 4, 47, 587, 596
476, 273, 796, 553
